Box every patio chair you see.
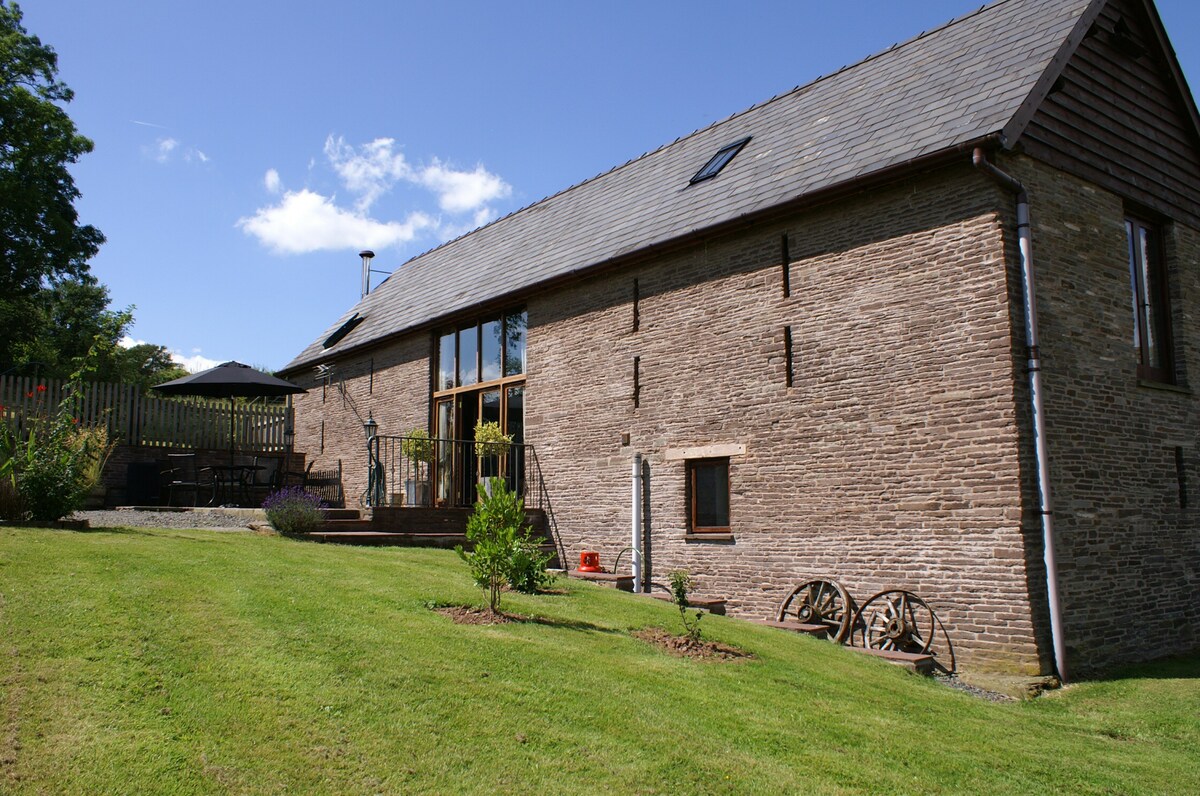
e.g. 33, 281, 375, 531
162, 453, 206, 507
247, 455, 285, 506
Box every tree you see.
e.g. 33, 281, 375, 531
1, 1, 105, 368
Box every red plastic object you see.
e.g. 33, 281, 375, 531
578, 551, 602, 572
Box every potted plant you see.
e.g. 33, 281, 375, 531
401, 428, 435, 506
473, 421, 512, 497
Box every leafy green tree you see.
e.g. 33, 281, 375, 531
108, 342, 188, 388
1, 1, 105, 369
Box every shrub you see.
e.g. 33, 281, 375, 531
400, 428, 434, 465
263, 487, 325, 537
473, 421, 512, 459
668, 569, 703, 642
456, 477, 553, 612
0, 385, 114, 522
507, 535, 556, 595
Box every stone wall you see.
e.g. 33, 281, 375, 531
1006, 155, 1200, 674
525, 162, 1043, 674
291, 333, 431, 508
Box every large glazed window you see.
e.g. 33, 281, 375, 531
688, 458, 730, 532
1127, 217, 1174, 383
436, 308, 526, 391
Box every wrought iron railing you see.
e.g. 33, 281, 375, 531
365, 435, 544, 510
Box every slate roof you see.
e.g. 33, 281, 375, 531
283, 0, 1096, 374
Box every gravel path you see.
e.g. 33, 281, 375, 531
70, 508, 263, 532
935, 675, 1017, 702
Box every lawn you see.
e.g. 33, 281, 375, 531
1, 525, 1197, 795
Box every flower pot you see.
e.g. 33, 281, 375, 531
405, 478, 431, 507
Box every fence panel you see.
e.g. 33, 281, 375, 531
0, 375, 292, 452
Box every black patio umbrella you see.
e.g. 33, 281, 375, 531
152, 361, 307, 473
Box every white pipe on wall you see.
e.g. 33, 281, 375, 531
972, 147, 1068, 683
632, 452, 643, 593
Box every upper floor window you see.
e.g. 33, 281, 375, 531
1127, 217, 1174, 384
437, 308, 526, 392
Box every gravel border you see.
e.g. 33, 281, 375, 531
934, 674, 1017, 702
70, 508, 262, 532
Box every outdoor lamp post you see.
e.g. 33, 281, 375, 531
364, 413, 382, 506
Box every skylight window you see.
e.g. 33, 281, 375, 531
689, 136, 751, 184
322, 312, 364, 349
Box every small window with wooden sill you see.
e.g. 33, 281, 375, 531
1127, 216, 1175, 384
688, 458, 730, 533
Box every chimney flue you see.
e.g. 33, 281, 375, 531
359, 250, 375, 299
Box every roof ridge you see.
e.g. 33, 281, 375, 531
373, 0, 1008, 275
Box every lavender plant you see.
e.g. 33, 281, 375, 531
262, 487, 325, 537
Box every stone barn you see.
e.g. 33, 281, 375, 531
280, 0, 1200, 677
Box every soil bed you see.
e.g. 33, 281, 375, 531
634, 627, 751, 661
434, 606, 515, 625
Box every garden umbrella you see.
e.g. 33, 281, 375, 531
152, 361, 307, 471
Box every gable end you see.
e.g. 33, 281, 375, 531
1019, 0, 1200, 227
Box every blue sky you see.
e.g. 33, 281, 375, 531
21, 0, 1200, 372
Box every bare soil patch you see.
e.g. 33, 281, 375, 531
434, 606, 514, 625
634, 627, 751, 661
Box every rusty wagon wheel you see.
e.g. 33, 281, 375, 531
777, 579, 856, 644
853, 590, 956, 674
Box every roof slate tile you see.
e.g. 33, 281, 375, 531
284, 0, 1095, 372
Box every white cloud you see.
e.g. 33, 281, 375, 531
144, 136, 210, 166
172, 352, 221, 373
237, 189, 435, 254
153, 137, 178, 163
324, 135, 412, 211
415, 159, 511, 214
118, 336, 220, 373
241, 136, 512, 256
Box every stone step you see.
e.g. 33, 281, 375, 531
746, 618, 830, 638
567, 569, 634, 591
308, 531, 466, 548
321, 508, 362, 521
849, 646, 936, 674
319, 519, 375, 532
647, 592, 727, 615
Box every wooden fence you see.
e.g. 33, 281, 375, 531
0, 375, 292, 452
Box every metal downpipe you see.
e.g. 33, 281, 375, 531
972, 148, 1068, 683
632, 452, 644, 593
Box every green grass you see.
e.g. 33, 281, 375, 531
1, 526, 1197, 795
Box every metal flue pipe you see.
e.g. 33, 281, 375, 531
360, 249, 375, 299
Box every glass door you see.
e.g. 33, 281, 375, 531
435, 399, 454, 506
431, 384, 525, 507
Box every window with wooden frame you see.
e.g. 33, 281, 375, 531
435, 308, 526, 393
688, 458, 730, 532
1127, 216, 1174, 383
